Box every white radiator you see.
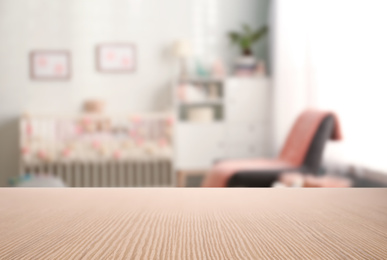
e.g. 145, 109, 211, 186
19, 113, 175, 187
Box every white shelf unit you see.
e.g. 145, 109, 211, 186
174, 77, 271, 170
175, 78, 225, 123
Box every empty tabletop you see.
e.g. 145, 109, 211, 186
0, 188, 386, 259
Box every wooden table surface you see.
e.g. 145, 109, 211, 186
1, 188, 386, 259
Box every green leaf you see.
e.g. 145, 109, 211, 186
227, 24, 269, 53
242, 24, 254, 39
228, 32, 240, 44
242, 24, 252, 34
251, 25, 268, 43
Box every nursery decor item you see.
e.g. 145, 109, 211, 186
187, 107, 214, 122
30, 50, 71, 80
255, 60, 267, 76
96, 43, 136, 73
183, 84, 207, 103
174, 40, 192, 81
208, 83, 219, 100
83, 99, 105, 114
211, 59, 226, 78
195, 59, 211, 78
228, 24, 268, 75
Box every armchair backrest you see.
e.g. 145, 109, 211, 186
302, 115, 335, 174
279, 110, 340, 172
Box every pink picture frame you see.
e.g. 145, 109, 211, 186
96, 43, 136, 73
30, 50, 71, 80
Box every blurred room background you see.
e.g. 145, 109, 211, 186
0, 0, 386, 188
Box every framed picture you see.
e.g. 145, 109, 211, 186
96, 43, 136, 73
30, 50, 71, 80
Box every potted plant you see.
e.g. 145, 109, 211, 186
228, 24, 268, 74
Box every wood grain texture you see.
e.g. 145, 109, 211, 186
0, 188, 386, 259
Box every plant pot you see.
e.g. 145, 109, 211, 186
235, 55, 257, 75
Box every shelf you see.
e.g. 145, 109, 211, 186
176, 120, 224, 125
184, 77, 225, 84
176, 121, 224, 126
177, 100, 223, 107
178, 103, 224, 122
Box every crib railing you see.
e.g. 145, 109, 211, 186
22, 159, 173, 187
19, 113, 175, 187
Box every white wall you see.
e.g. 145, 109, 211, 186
0, 0, 269, 186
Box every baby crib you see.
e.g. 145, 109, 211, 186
19, 113, 174, 187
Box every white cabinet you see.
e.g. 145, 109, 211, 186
175, 123, 225, 169
225, 78, 269, 123
223, 78, 270, 160
225, 124, 266, 144
174, 77, 270, 169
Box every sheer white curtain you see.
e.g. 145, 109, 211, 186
272, 0, 387, 174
